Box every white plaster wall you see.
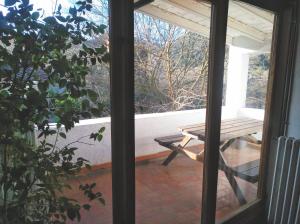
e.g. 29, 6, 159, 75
40, 117, 112, 165
225, 46, 250, 109
36, 107, 260, 166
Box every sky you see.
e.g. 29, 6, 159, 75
0, 0, 108, 25
31, 0, 71, 15
0, 0, 72, 16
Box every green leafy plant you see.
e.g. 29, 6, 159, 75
0, 0, 109, 223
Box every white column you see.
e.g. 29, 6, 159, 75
225, 45, 250, 110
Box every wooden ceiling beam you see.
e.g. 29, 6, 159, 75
138, 4, 234, 43
167, 0, 266, 42
138, 4, 211, 37
196, 0, 285, 12
231, 1, 274, 25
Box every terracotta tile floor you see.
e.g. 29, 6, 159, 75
65, 141, 259, 224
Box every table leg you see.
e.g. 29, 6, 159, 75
220, 138, 235, 152
219, 154, 247, 205
162, 151, 179, 166
162, 136, 192, 166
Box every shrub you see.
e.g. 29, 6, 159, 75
0, 0, 109, 223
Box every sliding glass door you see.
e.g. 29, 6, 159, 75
134, 1, 212, 223
109, 0, 279, 223
215, 1, 275, 222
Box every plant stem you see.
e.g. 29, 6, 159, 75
2, 145, 8, 224
53, 0, 58, 15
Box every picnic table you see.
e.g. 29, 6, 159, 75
155, 117, 263, 205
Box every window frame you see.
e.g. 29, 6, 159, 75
109, 0, 294, 223
205, 1, 297, 223
109, 1, 135, 223
201, 0, 229, 223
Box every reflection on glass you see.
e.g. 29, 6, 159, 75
216, 1, 274, 221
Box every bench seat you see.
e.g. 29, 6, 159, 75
154, 134, 185, 147
155, 134, 259, 184
230, 159, 260, 183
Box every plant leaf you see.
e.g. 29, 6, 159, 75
59, 132, 66, 139
31, 12, 40, 20
4, 0, 17, 6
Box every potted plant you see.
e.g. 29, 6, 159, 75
0, 0, 109, 223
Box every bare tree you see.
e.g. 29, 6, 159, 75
246, 53, 270, 109
134, 13, 209, 113
74, 1, 210, 114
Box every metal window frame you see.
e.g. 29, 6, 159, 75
134, 0, 154, 9
108, 0, 295, 223
209, 1, 297, 224
238, 0, 285, 12
109, 0, 135, 224
201, 0, 229, 223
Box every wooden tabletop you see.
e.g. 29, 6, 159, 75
179, 117, 263, 142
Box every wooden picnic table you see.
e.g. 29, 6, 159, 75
155, 117, 263, 205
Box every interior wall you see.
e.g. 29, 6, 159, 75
287, 2, 300, 138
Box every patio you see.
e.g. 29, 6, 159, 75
65, 142, 259, 224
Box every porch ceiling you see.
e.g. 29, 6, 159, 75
136, 0, 274, 50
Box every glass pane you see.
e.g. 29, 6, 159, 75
134, 0, 211, 223
62, 1, 113, 222
216, 1, 275, 221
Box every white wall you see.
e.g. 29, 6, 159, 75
225, 45, 251, 109
37, 107, 260, 165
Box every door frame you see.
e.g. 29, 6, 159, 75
109, 0, 295, 223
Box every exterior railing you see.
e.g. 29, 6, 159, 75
36, 107, 264, 165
